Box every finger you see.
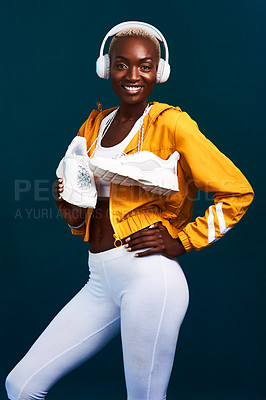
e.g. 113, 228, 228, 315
150, 222, 162, 228
125, 239, 164, 252
56, 188, 64, 200
126, 230, 161, 242
125, 236, 162, 250
53, 179, 64, 197
125, 235, 163, 250
148, 222, 163, 231
54, 179, 63, 190
125, 228, 160, 243
152, 222, 165, 232
148, 224, 156, 229
57, 183, 64, 198
134, 246, 164, 257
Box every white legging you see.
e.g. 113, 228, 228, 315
5, 246, 189, 400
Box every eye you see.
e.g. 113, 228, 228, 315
140, 64, 152, 71
116, 63, 128, 70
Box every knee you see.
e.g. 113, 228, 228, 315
5, 366, 44, 400
5, 368, 20, 400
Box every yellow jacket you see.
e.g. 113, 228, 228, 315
69, 102, 254, 252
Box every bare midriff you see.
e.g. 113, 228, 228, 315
89, 198, 120, 253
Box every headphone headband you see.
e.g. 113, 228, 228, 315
96, 21, 170, 83
99, 21, 169, 65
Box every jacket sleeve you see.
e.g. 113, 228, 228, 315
175, 112, 254, 252
68, 223, 87, 237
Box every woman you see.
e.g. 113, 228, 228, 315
5, 22, 254, 400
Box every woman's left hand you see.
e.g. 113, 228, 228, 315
124, 222, 186, 259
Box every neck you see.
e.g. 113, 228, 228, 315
116, 100, 149, 123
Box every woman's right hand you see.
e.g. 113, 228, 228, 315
53, 178, 87, 226
53, 178, 64, 200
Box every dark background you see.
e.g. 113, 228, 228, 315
1, 0, 265, 399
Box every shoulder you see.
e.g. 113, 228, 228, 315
77, 106, 118, 137
149, 101, 182, 119
149, 102, 196, 132
149, 103, 209, 150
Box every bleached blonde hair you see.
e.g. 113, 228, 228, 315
108, 27, 161, 60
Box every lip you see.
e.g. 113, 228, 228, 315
122, 85, 144, 95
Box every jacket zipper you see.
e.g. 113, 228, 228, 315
107, 106, 176, 244
107, 116, 154, 245
109, 183, 122, 247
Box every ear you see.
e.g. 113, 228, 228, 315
96, 54, 110, 79
156, 59, 170, 83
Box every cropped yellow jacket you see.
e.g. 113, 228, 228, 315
69, 102, 254, 252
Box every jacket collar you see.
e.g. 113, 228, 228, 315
88, 102, 178, 156
124, 102, 178, 153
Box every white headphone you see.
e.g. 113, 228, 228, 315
96, 21, 170, 83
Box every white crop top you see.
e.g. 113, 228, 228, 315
93, 105, 152, 198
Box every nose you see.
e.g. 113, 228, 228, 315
126, 66, 140, 82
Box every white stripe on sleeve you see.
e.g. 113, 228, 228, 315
216, 202, 231, 235
207, 205, 215, 243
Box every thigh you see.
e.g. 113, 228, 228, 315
6, 281, 120, 400
120, 254, 189, 400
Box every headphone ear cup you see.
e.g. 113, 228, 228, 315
156, 59, 171, 83
96, 54, 110, 79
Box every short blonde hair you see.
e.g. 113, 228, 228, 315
108, 27, 161, 60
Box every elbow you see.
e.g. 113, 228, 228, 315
234, 186, 254, 222
233, 178, 254, 210
243, 191, 254, 213
244, 181, 254, 208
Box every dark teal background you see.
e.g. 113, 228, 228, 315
1, 1, 265, 399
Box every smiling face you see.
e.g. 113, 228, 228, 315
109, 35, 159, 107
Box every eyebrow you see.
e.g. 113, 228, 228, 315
115, 56, 154, 62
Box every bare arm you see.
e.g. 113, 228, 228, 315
53, 178, 86, 226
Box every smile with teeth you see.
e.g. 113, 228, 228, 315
123, 85, 143, 94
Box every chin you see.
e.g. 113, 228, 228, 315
119, 91, 153, 106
